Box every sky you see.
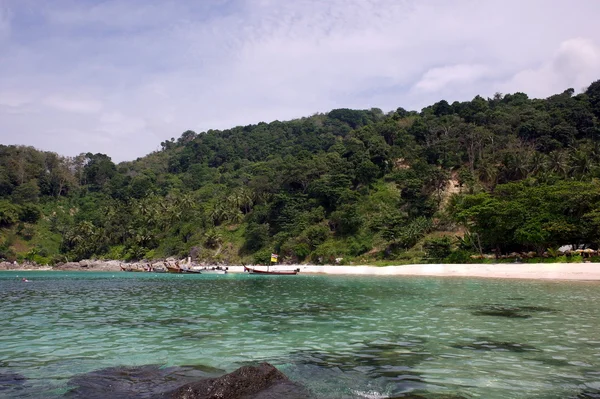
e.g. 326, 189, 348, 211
1, 0, 600, 163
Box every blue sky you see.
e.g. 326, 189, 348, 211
1, 0, 600, 162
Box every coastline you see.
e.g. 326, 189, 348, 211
296, 263, 600, 281
3, 261, 600, 281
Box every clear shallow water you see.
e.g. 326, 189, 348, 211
1, 272, 600, 398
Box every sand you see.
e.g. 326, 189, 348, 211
228, 263, 600, 281
4, 261, 600, 281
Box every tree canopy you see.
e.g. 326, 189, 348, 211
2, 80, 600, 264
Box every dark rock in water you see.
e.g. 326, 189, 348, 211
574, 390, 600, 398
64, 364, 223, 399
168, 363, 312, 399
451, 337, 539, 353
469, 303, 557, 319
282, 336, 430, 397
0, 371, 27, 391
388, 394, 467, 399
526, 356, 572, 367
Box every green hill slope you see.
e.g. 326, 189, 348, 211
2, 80, 600, 264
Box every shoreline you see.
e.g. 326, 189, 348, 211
3, 262, 600, 281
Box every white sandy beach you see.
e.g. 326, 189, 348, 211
228, 263, 600, 281
5, 261, 600, 281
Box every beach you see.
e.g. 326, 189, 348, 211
4, 261, 600, 280
234, 263, 600, 280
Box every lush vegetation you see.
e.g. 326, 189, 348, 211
2, 80, 600, 265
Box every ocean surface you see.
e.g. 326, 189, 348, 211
1, 271, 600, 398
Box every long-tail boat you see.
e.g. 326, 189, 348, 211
120, 264, 144, 272
164, 261, 183, 273
164, 261, 202, 274
243, 265, 299, 275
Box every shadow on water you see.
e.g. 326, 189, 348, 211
63, 364, 224, 399
434, 302, 558, 318
450, 337, 539, 353
276, 335, 470, 398
0, 371, 28, 396
388, 394, 468, 399
573, 390, 600, 398
468, 303, 558, 318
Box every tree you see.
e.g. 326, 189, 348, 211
11, 180, 40, 204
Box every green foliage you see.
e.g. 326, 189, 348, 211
18, 204, 41, 224
253, 249, 272, 264
451, 180, 600, 254
243, 223, 270, 252
2, 80, 600, 263
445, 249, 471, 263
0, 200, 20, 227
423, 236, 453, 260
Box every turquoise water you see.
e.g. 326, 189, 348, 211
1, 271, 600, 398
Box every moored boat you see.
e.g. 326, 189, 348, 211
181, 267, 202, 274
199, 266, 228, 274
120, 264, 144, 272
243, 265, 299, 275
164, 262, 183, 273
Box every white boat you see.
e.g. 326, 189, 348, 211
198, 267, 228, 274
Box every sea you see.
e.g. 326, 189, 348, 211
1, 271, 599, 398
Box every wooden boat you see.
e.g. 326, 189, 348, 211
120, 264, 144, 272
244, 265, 299, 275
164, 262, 183, 274
164, 261, 203, 274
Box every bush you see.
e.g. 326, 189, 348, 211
18, 204, 42, 224
303, 224, 330, 249
253, 249, 272, 264
445, 249, 471, 263
292, 242, 311, 261
423, 236, 453, 260
106, 245, 126, 260
0, 200, 19, 227
347, 235, 372, 256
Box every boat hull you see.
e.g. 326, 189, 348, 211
244, 266, 299, 275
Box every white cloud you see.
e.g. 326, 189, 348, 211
503, 38, 600, 96
0, 91, 32, 107
1, 0, 600, 162
43, 95, 103, 114
414, 64, 490, 93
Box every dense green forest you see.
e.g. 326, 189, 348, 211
2, 80, 600, 265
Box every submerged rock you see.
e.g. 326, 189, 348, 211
168, 363, 312, 399
0, 371, 27, 392
469, 303, 557, 318
64, 364, 223, 399
574, 390, 600, 398
64, 362, 311, 399
451, 337, 539, 353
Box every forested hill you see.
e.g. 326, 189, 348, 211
2, 80, 600, 265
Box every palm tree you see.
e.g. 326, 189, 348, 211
528, 152, 548, 176
569, 149, 593, 180
548, 151, 569, 178
204, 230, 222, 249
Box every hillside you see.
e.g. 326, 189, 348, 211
2, 80, 600, 265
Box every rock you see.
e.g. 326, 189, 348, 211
0, 371, 27, 393
64, 364, 224, 399
168, 363, 312, 399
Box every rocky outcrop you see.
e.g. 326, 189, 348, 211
62, 362, 311, 399
169, 363, 312, 399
